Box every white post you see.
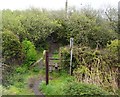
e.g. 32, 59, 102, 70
70, 38, 74, 75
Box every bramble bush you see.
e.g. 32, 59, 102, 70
60, 45, 119, 92
60, 45, 119, 73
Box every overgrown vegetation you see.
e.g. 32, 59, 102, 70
60, 42, 119, 94
2, 66, 45, 95
2, 30, 23, 65
40, 72, 110, 96
22, 40, 37, 66
1, 6, 119, 96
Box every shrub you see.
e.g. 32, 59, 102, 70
60, 47, 70, 71
63, 82, 109, 96
60, 46, 94, 73
107, 39, 119, 54
2, 30, 24, 65
60, 45, 118, 72
15, 67, 27, 74
60, 46, 119, 92
22, 40, 37, 66
40, 73, 109, 96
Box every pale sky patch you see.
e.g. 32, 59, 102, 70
0, 0, 119, 10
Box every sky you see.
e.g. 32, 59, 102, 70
0, 0, 119, 10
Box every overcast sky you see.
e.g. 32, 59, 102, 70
0, 0, 119, 10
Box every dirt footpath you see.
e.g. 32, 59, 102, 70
28, 76, 45, 96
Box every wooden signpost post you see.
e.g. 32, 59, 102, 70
70, 38, 74, 75
45, 50, 49, 85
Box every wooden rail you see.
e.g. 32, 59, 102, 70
49, 58, 60, 60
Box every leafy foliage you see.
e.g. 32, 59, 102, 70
107, 39, 119, 54
2, 7, 118, 48
63, 82, 109, 96
40, 72, 110, 96
2, 7, 119, 95
60, 45, 119, 92
22, 40, 37, 66
2, 9, 28, 42
52, 7, 117, 48
2, 66, 43, 95
2, 30, 23, 65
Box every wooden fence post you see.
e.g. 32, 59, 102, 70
45, 50, 49, 85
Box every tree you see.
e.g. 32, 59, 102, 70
2, 9, 29, 42
105, 7, 118, 33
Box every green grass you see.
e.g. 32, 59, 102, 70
2, 66, 45, 95
4, 85, 34, 95
39, 71, 74, 95
2, 44, 46, 95
52, 51, 60, 63
39, 71, 111, 96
